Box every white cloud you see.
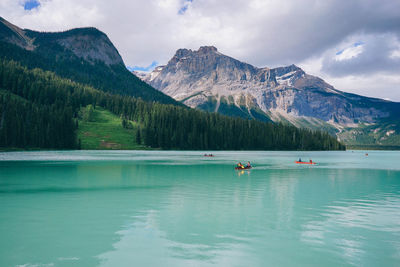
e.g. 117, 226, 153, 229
320, 34, 400, 77
297, 33, 400, 101
335, 43, 364, 61
325, 74, 400, 100
390, 48, 400, 59
1, 0, 400, 101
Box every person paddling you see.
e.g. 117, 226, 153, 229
246, 161, 251, 168
237, 162, 244, 169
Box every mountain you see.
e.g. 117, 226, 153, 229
0, 17, 122, 65
0, 17, 344, 151
0, 59, 344, 151
0, 17, 179, 105
142, 46, 400, 146
0, 17, 35, 50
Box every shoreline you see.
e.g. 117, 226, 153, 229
2, 147, 400, 153
346, 145, 400, 151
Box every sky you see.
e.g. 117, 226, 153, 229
1, 0, 400, 101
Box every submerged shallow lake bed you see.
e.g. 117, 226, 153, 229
0, 150, 399, 266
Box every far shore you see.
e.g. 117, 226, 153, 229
1, 146, 400, 152
346, 145, 400, 151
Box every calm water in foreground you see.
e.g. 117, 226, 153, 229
0, 150, 399, 267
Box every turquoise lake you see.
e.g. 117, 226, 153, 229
0, 150, 399, 266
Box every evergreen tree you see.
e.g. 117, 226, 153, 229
135, 128, 141, 145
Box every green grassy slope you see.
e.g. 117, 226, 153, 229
337, 120, 400, 148
77, 106, 146, 150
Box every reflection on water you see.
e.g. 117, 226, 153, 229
98, 210, 257, 267
301, 195, 400, 266
236, 169, 251, 177
0, 151, 400, 266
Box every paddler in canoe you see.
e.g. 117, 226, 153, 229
235, 162, 252, 170
237, 162, 244, 169
295, 159, 316, 164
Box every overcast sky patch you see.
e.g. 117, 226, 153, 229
1, 0, 400, 101
322, 33, 400, 77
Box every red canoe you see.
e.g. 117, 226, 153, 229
295, 161, 316, 165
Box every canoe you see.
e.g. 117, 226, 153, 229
295, 161, 316, 165
235, 166, 252, 170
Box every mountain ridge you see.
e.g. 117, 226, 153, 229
0, 16, 124, 65
0, 17, 180, 105
25, 26, 125, 65
141, 46, 400, 145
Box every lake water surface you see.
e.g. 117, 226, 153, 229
0, 150, 400, 266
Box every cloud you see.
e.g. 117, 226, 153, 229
335, 42, 364, 61
1, 0, 400, 100
322, 73, 400, 101
321, 34, 400, 77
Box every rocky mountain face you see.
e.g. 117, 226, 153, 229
141, 46, 400, 146
0, 17, 124, 66
0, 17, 35, 50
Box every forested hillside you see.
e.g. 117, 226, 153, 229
0, 59, 345, 150
0, 30, 179, 105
